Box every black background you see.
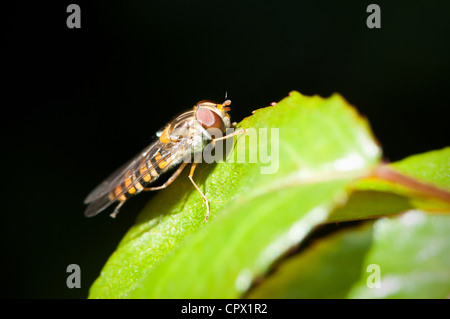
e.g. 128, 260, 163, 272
2, 1, 449, 298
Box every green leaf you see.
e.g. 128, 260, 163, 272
88, 91, 381, 298
247, 210, 450, 299
389, 147, 450, 190
329, 148, 450, 223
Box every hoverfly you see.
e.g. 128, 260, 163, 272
84, 100, 246, 221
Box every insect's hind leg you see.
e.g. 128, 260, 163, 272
110, 200, 126, 218
143, 162, 188, 191
108, 161, 187, 218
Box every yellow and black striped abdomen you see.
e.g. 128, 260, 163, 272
108, 150, 177, 202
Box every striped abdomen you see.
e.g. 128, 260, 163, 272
108, 149, 176, 202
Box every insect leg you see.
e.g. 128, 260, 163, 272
143, 162, 188, 191
211, 129, 248, 146
188, 154, 210, 222
110, 200, 126, 218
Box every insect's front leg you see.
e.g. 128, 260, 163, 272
211, 128, 248, 147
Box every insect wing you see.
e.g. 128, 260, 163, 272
84, 155, 138, 205
84, 191, 116, 217
84, 139, 182, 217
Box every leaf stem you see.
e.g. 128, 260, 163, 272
373, 165, 450, 202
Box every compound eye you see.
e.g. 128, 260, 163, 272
196, 108, 225, 132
